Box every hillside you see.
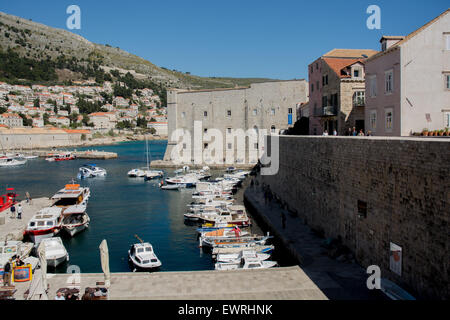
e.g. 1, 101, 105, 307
0, 11, 277, 90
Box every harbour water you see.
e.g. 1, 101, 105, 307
0, 140, 271, 273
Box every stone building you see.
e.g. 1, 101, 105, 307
0, 113, 24, 128
365, 9, 450, 136
163, 80, 308, 165
308, 49, 379, 135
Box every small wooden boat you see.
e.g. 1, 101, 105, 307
62, 206, 90, 237
160, 183, 181, 191
216, 249, 272, 264
211, 245, 275, 260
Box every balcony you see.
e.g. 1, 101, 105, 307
353, 98, 365, 107
314, 105, 337, 117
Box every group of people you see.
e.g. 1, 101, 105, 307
2, 256, 25, 287
7, 204, 23, 220
322, 127, 373, 136
54, 287, 108, 300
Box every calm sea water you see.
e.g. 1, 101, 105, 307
0, 140, 255, 273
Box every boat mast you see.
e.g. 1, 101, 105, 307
134, 234, 144, 244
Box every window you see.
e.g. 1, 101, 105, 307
204, 111, 208, 117
357, 200, 367, 218
446, 34, 450, 50
370, 110, 377, 130
316, 63, 318, 70
204, 143, 208, 149
288, 108, 293, 114
353, 91, 365, 106
181, 112, 186, 118
227, 143, 232, 150
445, 112, 450, 128
204, 128, 208, 133
253, 109, 257, 116
445, 74, 450, 90
354, 69, 360, 78
385, 70, 394, 94
310, 66, 313, 74
385, 108, 393, 131
227, 110, 231, 117
316, 81, 319, 90
369, 75, 377, 97
254, 143, 258, 149
227, 127, 232, 134
271, 108, 275, 115
182, 143, 187, 150
311, 83, 314, 92
271, 125, 276, 133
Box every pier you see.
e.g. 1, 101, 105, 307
13, 266, 327, 300
0, 197, 52, 241
34, 150, 118, 160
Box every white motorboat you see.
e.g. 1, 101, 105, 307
128, 168, 146, 177
128, 237, 162, 271
215, 257, 278, 270
24, 207, 64, 244
160, 184, 181, 191
78, 164, 107, 179
215, 249, 272, 264
199, 227, 250, 247
211, 245, 275, 260
23, 155, 38, 160
0, 157, 27, 167
38, 237, 69, 268
144, 170, 164, 181
0, 240, 34, 268
62, 206, 90, 237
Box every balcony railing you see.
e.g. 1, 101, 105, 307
353, 98, 365, 107
314, 105, 337, 117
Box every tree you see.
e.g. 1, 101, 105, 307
43, 113, 50, 125
136, 117, 148, 129
0, 107, 6, 114
33, 98, 40, 108
18, 113, 32, 126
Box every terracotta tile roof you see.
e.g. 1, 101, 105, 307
323, 49, 379, 59
368, 9, 450, 62
323, 58, 365, 78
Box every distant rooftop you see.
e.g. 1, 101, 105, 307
322, 49, 379, 59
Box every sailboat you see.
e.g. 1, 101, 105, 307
24, 143, 39, 159
127, 136, 163, 179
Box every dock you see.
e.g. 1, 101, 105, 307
13, 266, 327, 300
34, 150, 118, 160
0, 197, 52, 241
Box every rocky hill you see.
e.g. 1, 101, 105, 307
0, 11, 276, 89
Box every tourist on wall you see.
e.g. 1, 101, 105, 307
323, 130, 329, 136
346, 128, 352, 136
358, 130, 365, 136
333, 130, 337, 136
367, 131, 373, 136
17, 204, 22, 220
2, 260, 11, 286
10, 204, 15, 219
25, 191, 32, 205
352, 127, 357, 136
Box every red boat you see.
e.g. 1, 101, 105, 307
0, 188, 18, 213
45, 152, 76, 162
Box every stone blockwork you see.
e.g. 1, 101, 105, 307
261, 136, 449, 299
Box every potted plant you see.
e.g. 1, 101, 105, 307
445, 128, 449, 136
422, 128, 429, 136
439, 130, 444, 136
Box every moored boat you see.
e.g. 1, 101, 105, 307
215, 257, 278, 270
38, 237, 69, 268
128, 235, 162, 271
24, 207, 64, 244
51, 183, 90, 208
215, 249, 272, 264
0, 188, 18, 213
77, 164, 107, 179
62, 206, 90, 237
45, 152, 75, 162
0, 156, 27, 167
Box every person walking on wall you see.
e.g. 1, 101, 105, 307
10, 204, 16, 219
25, 192, 32, 205
352, 127, 357, 136
17, 204, 22, 220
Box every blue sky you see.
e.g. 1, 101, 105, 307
0, 0, 448, 79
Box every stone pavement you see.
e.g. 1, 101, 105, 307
244, 185, 387, 300
13, 266, 327, 300
0, 197, 52, 241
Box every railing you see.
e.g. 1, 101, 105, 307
314, 106, 337, 116
353, 98, 365, 107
